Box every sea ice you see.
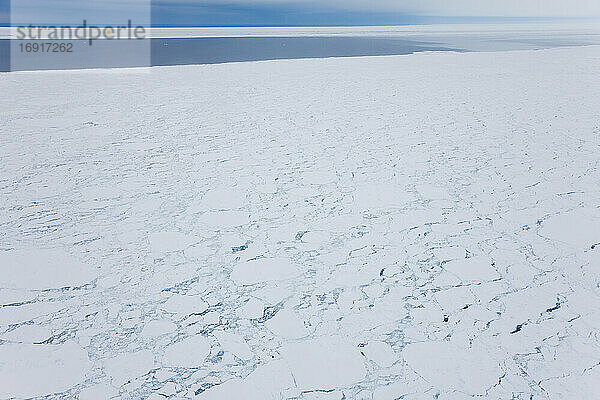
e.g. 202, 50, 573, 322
162, 335, 211, 368
0, 342, 90, 398
1, 44, 599, 399
402, 341, 502, 395
264, 308, 309, 339
160, 294, 209, 316
104, 350, 155, 387
281, 337, 367, 390
230, 257, 300, 285
0, 249, 97, 290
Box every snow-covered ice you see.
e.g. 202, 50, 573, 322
1, 45, 600, 399
0, 342, 90, 398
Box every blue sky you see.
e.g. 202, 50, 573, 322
2, 0, 600, 27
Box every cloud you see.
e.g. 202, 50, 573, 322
356, 0, 600, 17
11, 0, 151, 25
9, 0, 600, 26
163, 0, 600, 17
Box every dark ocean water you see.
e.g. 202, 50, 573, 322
1, 32, 599, 72
150, 36, 454, 65
0, 36, 456, 72
0, 39, 8, 71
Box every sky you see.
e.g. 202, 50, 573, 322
2, 0, 600, 26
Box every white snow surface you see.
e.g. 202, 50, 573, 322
1, 45, 600, 399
